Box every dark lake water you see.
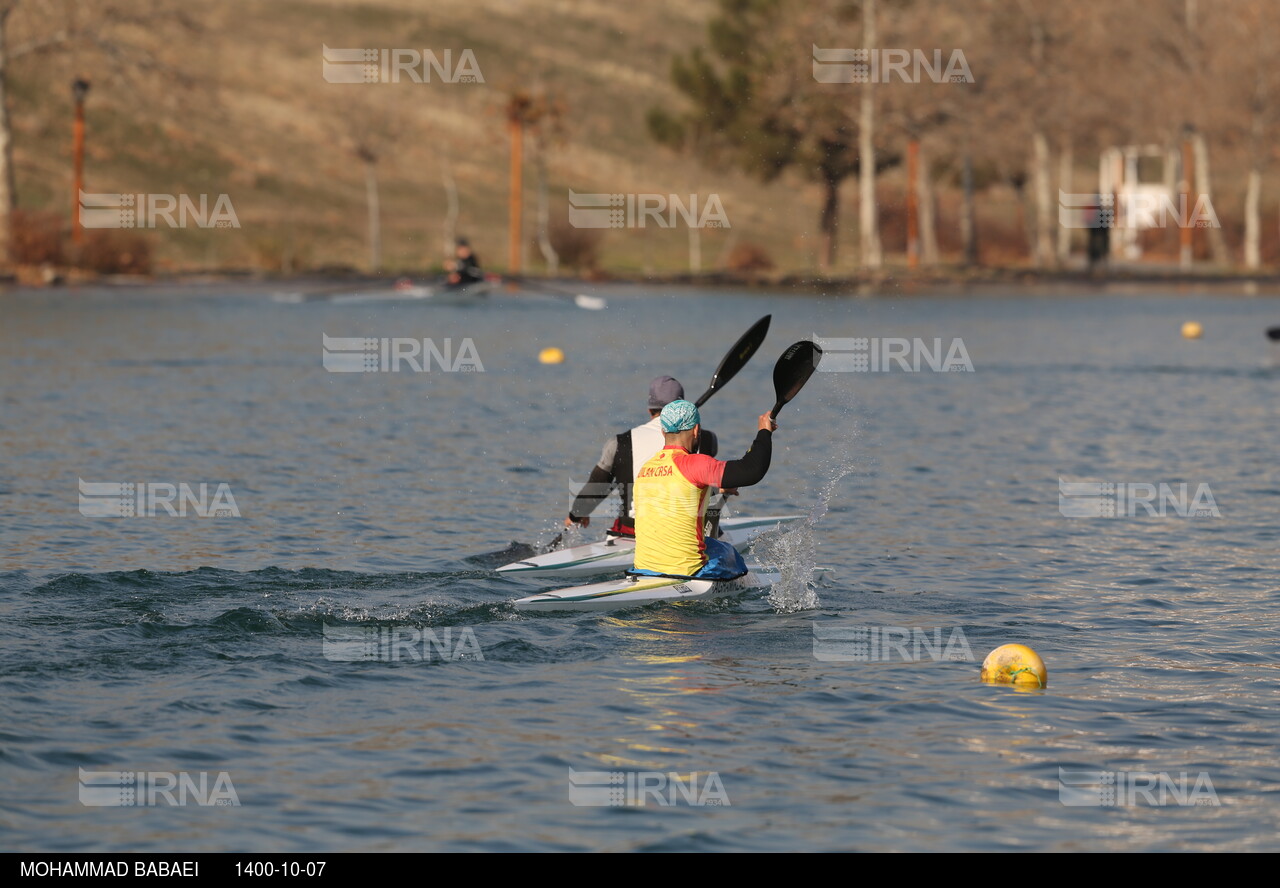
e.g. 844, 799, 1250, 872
2, 281, 1278, 851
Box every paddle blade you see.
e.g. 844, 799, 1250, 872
467, 540, 538, 568
770, 340, 824, 418
1268, 325, 1280, 342
694, 315, 772, 407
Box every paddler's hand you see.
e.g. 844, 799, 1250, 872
721, 487, 739, 497
758, 413, 778, 432
565, 515, 590, 528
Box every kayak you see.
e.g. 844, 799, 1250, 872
330, 280, 494, 305
495, 515, 801, 578
512, 567, 780, 613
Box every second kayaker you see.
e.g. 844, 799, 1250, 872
565, 376, 719, 536
631, 399, 777, 580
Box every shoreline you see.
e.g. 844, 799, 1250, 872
7, 263, 1280, 295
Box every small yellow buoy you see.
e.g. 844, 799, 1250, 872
538, 347, 565, 365
1182, 321, 1203, 340
980, 644, 1047, 688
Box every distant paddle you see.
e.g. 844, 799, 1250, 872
769, 340, 824, 419
1267, 325, 1280, 341
693, 315, 772, 407
501, 275, 607, 310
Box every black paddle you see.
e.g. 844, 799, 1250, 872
705, 339, 825, 534
693, 314, 773, 407
770, 340, 824, 418
471, 316, 773, 566
1267, 326, 1280, 341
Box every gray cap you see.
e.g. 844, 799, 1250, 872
648, 376, 685, 410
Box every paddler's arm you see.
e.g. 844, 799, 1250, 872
566, 436, 618, 527
719, 413, 777, 489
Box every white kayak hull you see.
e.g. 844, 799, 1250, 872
495, 515, 802, 579
513, 568, 779, 613
330, 281, 494, 305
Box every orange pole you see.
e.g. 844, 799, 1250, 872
508, 118, 523, 274
906, 139, 919, 270
72, 92, 86, 245
1180, 139, 1194, 268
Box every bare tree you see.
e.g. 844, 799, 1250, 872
859, 0, 881, 269
355, 144, 381, 272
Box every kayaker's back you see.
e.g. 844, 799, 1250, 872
632, 446, 714, 577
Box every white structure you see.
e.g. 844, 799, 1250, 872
1099, 145, 1181, 259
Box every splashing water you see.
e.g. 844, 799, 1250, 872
753, 460, 855, 612
752, 387, 861, 613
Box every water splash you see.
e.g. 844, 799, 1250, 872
752, 386, 861, 613
753, 462, 855, 613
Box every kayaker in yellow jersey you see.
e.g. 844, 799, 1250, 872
632, 399, 777, 580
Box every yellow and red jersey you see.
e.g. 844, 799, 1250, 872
632, 445, 726, 576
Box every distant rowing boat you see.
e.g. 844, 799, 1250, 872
270, 277, 604, 309
328, 279, 493, 305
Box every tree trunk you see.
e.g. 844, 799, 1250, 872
859, 0, 881, 269
441, 155, 458, 261
1057, 140, 1073, 264
961, 148, 976, 266
1244, 167, 1261, 270
819, 171, 839, 272
1015, 178, 1035, 264
1244, 50, 1268, 272
364, 159, 381, 272
0, 7, 16, 269
534, 143, 558, 274
918, 144, 938, 266
1032, 131, 1053, 268
906, 139, 919, 269
1192, 132, 1228, 265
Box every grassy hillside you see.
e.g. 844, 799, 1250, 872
20, 0, 1254, 278
11, 0, 869, 275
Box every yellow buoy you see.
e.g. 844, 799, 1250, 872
1182, 321, 1203, 340
538, 347, 565, 365
980, 644, 1047, 688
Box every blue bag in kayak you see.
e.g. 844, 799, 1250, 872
629, 537, 748, 581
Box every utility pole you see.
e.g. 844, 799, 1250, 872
507, 113, 524, 275
72, 78, 90, 246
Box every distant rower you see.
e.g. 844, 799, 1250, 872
445, 238, 483, 288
